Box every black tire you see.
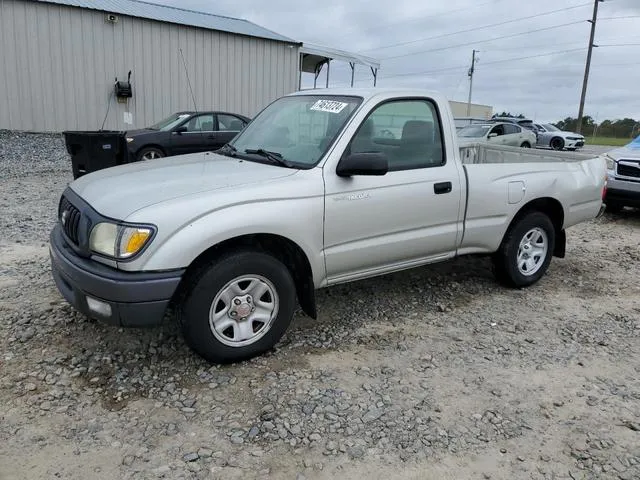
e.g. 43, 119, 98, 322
605, 202, 624, 214
136, 146, 165, 161
520, 142, 531, 148
492, 211, 556, 288
177, 249, 297, 364
550, 137, 565, 151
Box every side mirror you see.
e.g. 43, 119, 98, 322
173, 125, 188, 134
336, 152, 388, 177
488, 133, 498, 138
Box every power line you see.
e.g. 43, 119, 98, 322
358, 2, 591, 53
326, 0, 510, 42
366, 48, 588, 81
599, 15, 640, 20
380, 20, 586, 61
598, 43, 640, 47
336, 58, 640, 85
481, 35, 640, 53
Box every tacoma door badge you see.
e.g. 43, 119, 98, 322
334, 192, 371, 201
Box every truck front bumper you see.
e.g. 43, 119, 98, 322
49, 224, 185, 327
605, 172, 640, 208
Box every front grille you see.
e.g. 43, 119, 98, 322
617, 162, 640, 179
59, 196, 82, 244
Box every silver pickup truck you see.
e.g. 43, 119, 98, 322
49, 88, 607, 363
603, 136, 640, 212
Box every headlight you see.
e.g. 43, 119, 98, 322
604, 154, 615, 170
126, 137, 135, 143
89, 222, 154, 259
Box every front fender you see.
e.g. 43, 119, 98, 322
123, 196, 327, 287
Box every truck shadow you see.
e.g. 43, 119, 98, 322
602, 208, 640, 224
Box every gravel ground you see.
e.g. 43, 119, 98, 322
1, 131, 639, 480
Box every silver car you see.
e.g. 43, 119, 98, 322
534, 123, 585, 151
457, 122, 536, 148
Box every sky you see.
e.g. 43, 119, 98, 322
151, 0, 640, 123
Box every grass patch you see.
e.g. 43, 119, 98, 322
587, 137, 631, 147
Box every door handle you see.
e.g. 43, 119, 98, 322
434, 181, 452, 194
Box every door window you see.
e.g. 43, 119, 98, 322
217, 114, 246, 131
503, 124, 520, 135
183, 114, 215, 132
489, 125, 505, 136
348, 99, 444, 171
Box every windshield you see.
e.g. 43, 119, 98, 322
228, 95, 363, 167
542, 123, 560, 132
149, 113, 192, 131
458, 125, 491, 137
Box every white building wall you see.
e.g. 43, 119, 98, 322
448, 100, 493, 119
0, 0, 299, 132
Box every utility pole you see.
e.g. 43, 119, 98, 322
577, 0, 603, 133
466, 49, 477, 117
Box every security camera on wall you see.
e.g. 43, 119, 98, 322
105, 13, 118, 24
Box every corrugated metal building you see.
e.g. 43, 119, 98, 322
0, 0, 301, 132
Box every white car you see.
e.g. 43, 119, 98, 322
534, 123, 585, 151
457, 122, 536, 148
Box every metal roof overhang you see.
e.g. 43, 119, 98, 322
299, 42, 381, 88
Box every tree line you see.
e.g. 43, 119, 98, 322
554, 116, 640, 138
492, 112, 640, 138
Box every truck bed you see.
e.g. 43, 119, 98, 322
456, 142, 606, 257
459, 142, 596, 165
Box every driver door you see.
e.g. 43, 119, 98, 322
323, 98, 463, 284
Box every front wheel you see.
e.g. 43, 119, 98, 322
520, 142, 531, 148
493, 211, 556, 288
137, 147, 165, 161
177, 250, 297, 363
550, 137, 565, 151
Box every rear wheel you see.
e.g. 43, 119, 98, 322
493, 211, 556, 288
550, 137, 565, 151
520, 142, 531, 148
137, 146, 165, 161
177, 249, 297, 363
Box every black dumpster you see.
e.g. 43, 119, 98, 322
63, 130, 131, 179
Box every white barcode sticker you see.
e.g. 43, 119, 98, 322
310, 99, 348, 113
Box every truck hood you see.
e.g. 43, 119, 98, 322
606, 139, 640, 160
69, 152, 298, 219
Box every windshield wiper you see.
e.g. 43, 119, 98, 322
244, 148, 296, 168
